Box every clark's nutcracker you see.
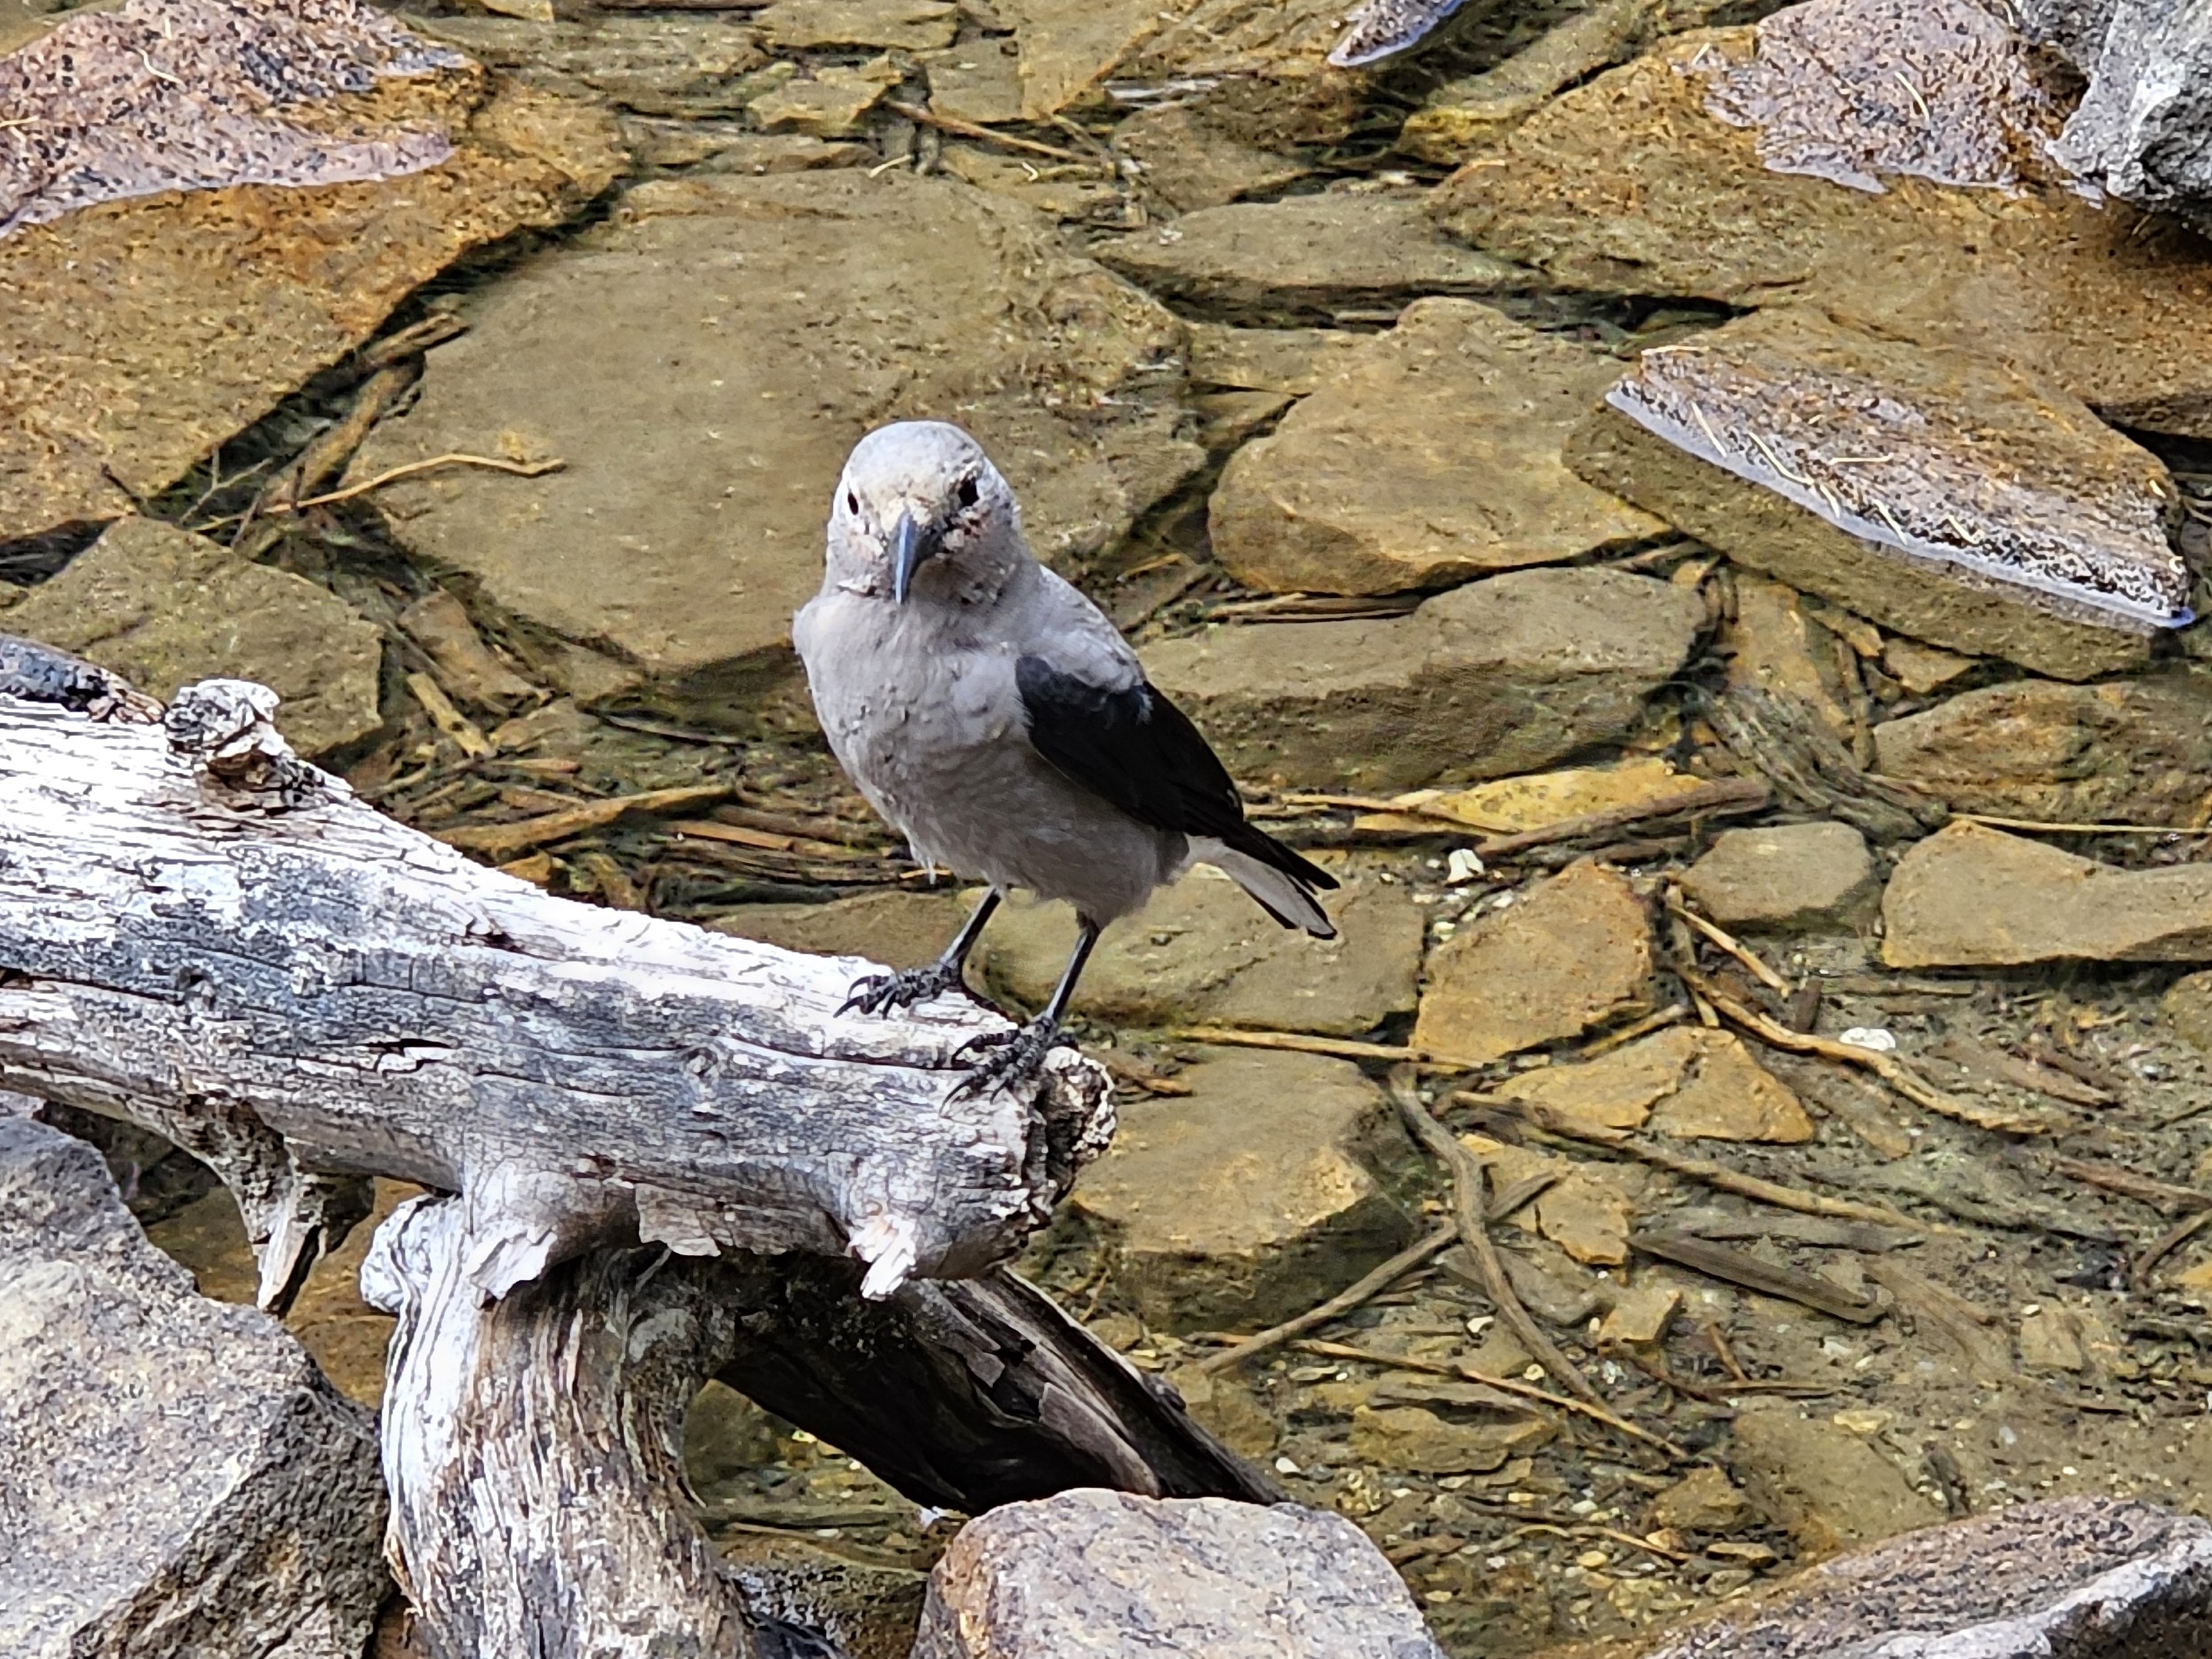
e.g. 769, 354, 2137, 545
794, 421, 1338, 1094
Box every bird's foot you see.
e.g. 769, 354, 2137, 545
839, 958, 972, 1018
948, 1017, 1076, 1100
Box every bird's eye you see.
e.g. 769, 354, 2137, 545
954, 475, 980, 509
845, 490, 859, 515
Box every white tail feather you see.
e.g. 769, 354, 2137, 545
1189, 838, 1335, 938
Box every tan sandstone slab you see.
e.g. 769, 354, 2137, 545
1680, 821, 1876, 932
1062, 1046, 1415, 1334
1462, 1131, 1637, 1264
5, 518, 382, 758
755, 0, 958, 51
0, 1, 622, 552
1208, 298, 1664, 595
1874, 675, 2212, 827
1503, 1026, 1815, 1143
1564, 307, 2184, 679
708, 890, 971, 974
1141, 567, 1705, 793
412, 12, 774, 114
1415, 861, 1653, 1064
1727, 1406, 1944, 1560
351, 172, 1198, 718
1431, 1, 2212, 438
1883, 821, 2212, 968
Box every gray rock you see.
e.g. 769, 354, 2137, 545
1094, 194, 1526, 322
2056, 0, 2212, 229
1060, 1047, 1417, 1334
1874, 675, 2212, 827
912, 1490, 1448, 1659
351, 172, 1198, 718
921, 39, 1024, 125
972, 858, 1421, 1035
1141, 568, 1706, 792
1680, 822, 1875, 932
2014, 0, 2117, 62
1185, 322, 1371, 397
0, 1114, 387, 1659
5, 517, 382, 758
1210, 298, 1664, 595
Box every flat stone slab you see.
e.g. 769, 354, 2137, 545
1874, 676, 2212, 828
1502, 1026, 1815, 1143
1209, 298, 1664, 595
1680, 821, 1875, 932
1061, 1047, 1415, 1334
351, 172, 1198, 716
1565, 307, 2184, 678
0, 1113, 386, 1659
1399, 0, 1652, 165
1141, 568, 1705, 792
1625, 1497, 2212, 1659
4, 517, 382, 758
1414, 861, 1653, 1064
911, 1490, 1447, 1659
1094, 195, 1525, 322
1883, 821, 2212, 968
2057, 0, 2212, 230
974, 859, 1421, 1036
412, 12, 774, 114
1727, 1406, 1943, 1560
1431, 3, 2212, 440
755, 0, 957, 50
0, 0, 622, 552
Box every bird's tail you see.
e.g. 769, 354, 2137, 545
1190, 830, 1338, 938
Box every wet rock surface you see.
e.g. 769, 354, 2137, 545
1209, 299, 1664, 596
1141, 568, 1705, 791
1726, 1405, 1944, 1557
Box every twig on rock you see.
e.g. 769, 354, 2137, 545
1193, 1224, 1457, 1374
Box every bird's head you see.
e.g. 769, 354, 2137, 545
826, 421, 1027, 607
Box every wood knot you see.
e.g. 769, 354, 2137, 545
164, 678, 321, 808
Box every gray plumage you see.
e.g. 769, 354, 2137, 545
794, 421, 1337, 1091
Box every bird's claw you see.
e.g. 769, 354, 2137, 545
839, 960, 968, 1018
947, 1018, 1074, 1100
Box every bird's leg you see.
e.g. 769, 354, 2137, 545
839, 888, 1001, 1017
950, 914, 1098, 1098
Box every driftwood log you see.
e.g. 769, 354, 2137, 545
0, 647, 1274, 1659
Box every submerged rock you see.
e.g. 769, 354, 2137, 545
1567, 308, 2182, 679
1059, 1047, 1416, 1334
912, 1490, 1447, 1659
1431, 7, 2212, 438
1209, 298, 1664, 595
5, 518, 381, 758
0, 3, 621, 554
351, 172, 1198, 716
1883, 821, 2212, 968
1398, 0, 1654, 165
413, 12, 773, 114
1141, 568, 1705, 792
1874, 675, 2212, 826
1726, 1407, 1945, 1558
1094, 195, 1524, 323
1680, 821, 1876, 931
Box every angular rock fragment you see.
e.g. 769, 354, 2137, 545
1185, 322, 1371, 398
1094, 195, 1524, 322
0, 4, 622, 552
755, 0, 958, 50
1431, 12, 2212, 438
398, 588, 539, 714
1415, 861, 1653, 1065
1058, 1047, 1416, 1334
911, 1490, 1448, 1658
1727, 1405, 1942, 1557
922, 40, 1024, 125
5, 518, 382, 758
1874, 675, 2212, 828
1209, 299, 1664, 595
1721, 575, 1855, 737
1597, 1281, 1680, 1345
974, 860, 1421, 1036
1502, 1026, 1814, 1143
1141, 568, 1705, 792
413, 12, 772, 114
1883, 821, 2212, 968
709, 890, 971, 973
1359, 757, 1709, 835
2167, 971, 2212, 1053
1464, 1131, 1638, 1264
1113, 105, 1311, 212
751, 58, 903, 136
1646, 1464, 1751, 1534
1680, 821, 1875, 932
0, 1114, 386, 1659
1398, 0, 1654, 165
1567, 307, 2186, 678
351, 173, 1198, 716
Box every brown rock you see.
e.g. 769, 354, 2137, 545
1504, 1026, 1812, 1143
934, 142, 1124, 220
1141, 568, 1706, 792
352, 172, 1197, 718
1431, 10, 2212, 438
1464, 1134, 1641, 1268
1164, 1365, 1278, 1457
749, 58, 902, 136
755, 0, 957, 50
1597, 1281, 1680, 1346
1647, 1029, 1816, 1144
1882, 636, 1979, 695
1208, 299, 1664, 595
1351, 1405, 1554, 1474
2167, 970, 2212, 1052
1093, 195, 1524, 323
1112, 105, 1310, 212
0, 6, 621, 551
1728, 1405, 1943, 1558
973, 859, 1421, 1036
1061, 1047, 1416, 1334
1361, 758, 1709, 836
911, 1490, 1448, 1659
708, 890, 971, 973
1398, 0, 1654, 165
1415, 861, 1652, 1065
1646, 1464, 1752, 1534
5, 518, 382, 758
2019, 1307, 2090, 1372
1874, 675, 2212, 827
1184, 323, 1371, 396
1501, 1027, 1695, 1134
1679, 821, 1877, 932
922, 40, 1024, 125
1883, 821, 2212, 968
415, 12, 772, 114
1564, 308, 2182, 680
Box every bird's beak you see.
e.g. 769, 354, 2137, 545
889, 508, 934, 605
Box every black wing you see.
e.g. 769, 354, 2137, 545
1015, 655, 1338, 891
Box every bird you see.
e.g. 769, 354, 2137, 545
793, 420, 1339, 1096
